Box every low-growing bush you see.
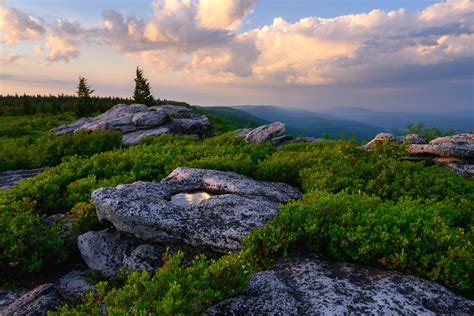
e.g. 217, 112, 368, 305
243, 191, 473, 292
67, 202, 102, 238
53, 251, 251, 315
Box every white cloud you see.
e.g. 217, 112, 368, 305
45, 35, 80, 62
0, 6, 45, 43
197, 0, 256, 30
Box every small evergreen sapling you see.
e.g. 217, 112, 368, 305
75, 76, 95, 117
133, 66, 155, 106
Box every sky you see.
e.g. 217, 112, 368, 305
0, 0, 473, 112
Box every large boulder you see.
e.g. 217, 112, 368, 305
206, 256, 474, 315
0, 168, 44, 190
2, 284, 61, 316
92, 168, 301, 253
363, 133, 427, 150
246, 122, 285, 144
51, 104, 212, 145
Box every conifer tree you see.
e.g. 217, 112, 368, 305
133, 66, 155, 106
75, 76, 94, 117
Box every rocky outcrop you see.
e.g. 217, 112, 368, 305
89, 168, 301, 255
236, 123, 321, 146
245, 122, 285, 144
0, 168, 44, 190
206, 256, 474, 315
363, 133, 427, 150
51, 104, 212, 145
1, 284, 61, 316
364, 133, 473, 176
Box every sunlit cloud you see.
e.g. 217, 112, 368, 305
0, 6, 45, 43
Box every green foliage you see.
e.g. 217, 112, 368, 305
0, 201, 66, 277
53, 251, 251, 315
68, 202, 102, 238
74, 77, 95, 117
0, 126, 122, 172
133, 66, 155, 106
405, 123, 456, 141
243, 192, 473, 292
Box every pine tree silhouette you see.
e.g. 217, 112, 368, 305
133, 66, 155, 106
75, 76, 95, 116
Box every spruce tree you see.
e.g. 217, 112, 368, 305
133, 66, 155, 106
75, 76, 94, 117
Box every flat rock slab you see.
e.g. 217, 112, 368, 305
2, 284, 61, 316
51, 104, 212, 145
0, 168, 44, 190
206, 256, 474, 315
92, 168, 301, 252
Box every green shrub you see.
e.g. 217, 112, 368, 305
0, 201, 66, 277
68, 202, 102, 238
53, 251, 251, 315
243, 191, 473, 292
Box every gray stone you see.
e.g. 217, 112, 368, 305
246, 122, 285, 144
363, 133, 404, 150
0, 289, 27, 310
235, 128, 253, 137
50, 104, 212, 145
122, 244, 165, 272
77, 228, 137, 276
0, 168, 44, 190
50, 117, 93, 135
92, 168, 301, 252
55, 270, 95, 299
2, 284, 61, 316
409, 134, 474, 159
170, 116, 212, 135
404, 133, 428, 144
206, 256, 474, 315
271, 135, 294, 146
131, 111, 168, 129
433, 157, 474, 177
294, 136, 323, 143
122, 126, 171, 145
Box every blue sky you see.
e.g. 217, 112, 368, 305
1, 0, 473, 112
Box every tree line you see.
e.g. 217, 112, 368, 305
0, 67, 189, 117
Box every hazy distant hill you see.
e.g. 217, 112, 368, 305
233, 105, 389, 141
322, 107, 474, 133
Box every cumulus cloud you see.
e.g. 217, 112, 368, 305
45, 35, 80, 62
198, 0, 256, 30
0, 6, 45, 43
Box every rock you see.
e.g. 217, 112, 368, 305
77, 228, 138, 276
131, 111, 168, 129
433, 157, 474, 177
206, 256, 474, 315
271, 135, 294, 146
50, 117, 93, 135
170, 116, 212, 136
92, 168, 301, 252
0, 289, 27, 310
294, 136, 323, 143
409, 134, 474, 159
403, 133, 428, 144
246, 122, 285, 144
235, 128, 253, 137
2, 284, 61, 316
55, 271, 95, 299
51, 104, 212, 145
363, 133, 404, 150
122, 244, 165, 273
0, 168, 44, 190
77, 228, 168, 276
122, 126, 171, 145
